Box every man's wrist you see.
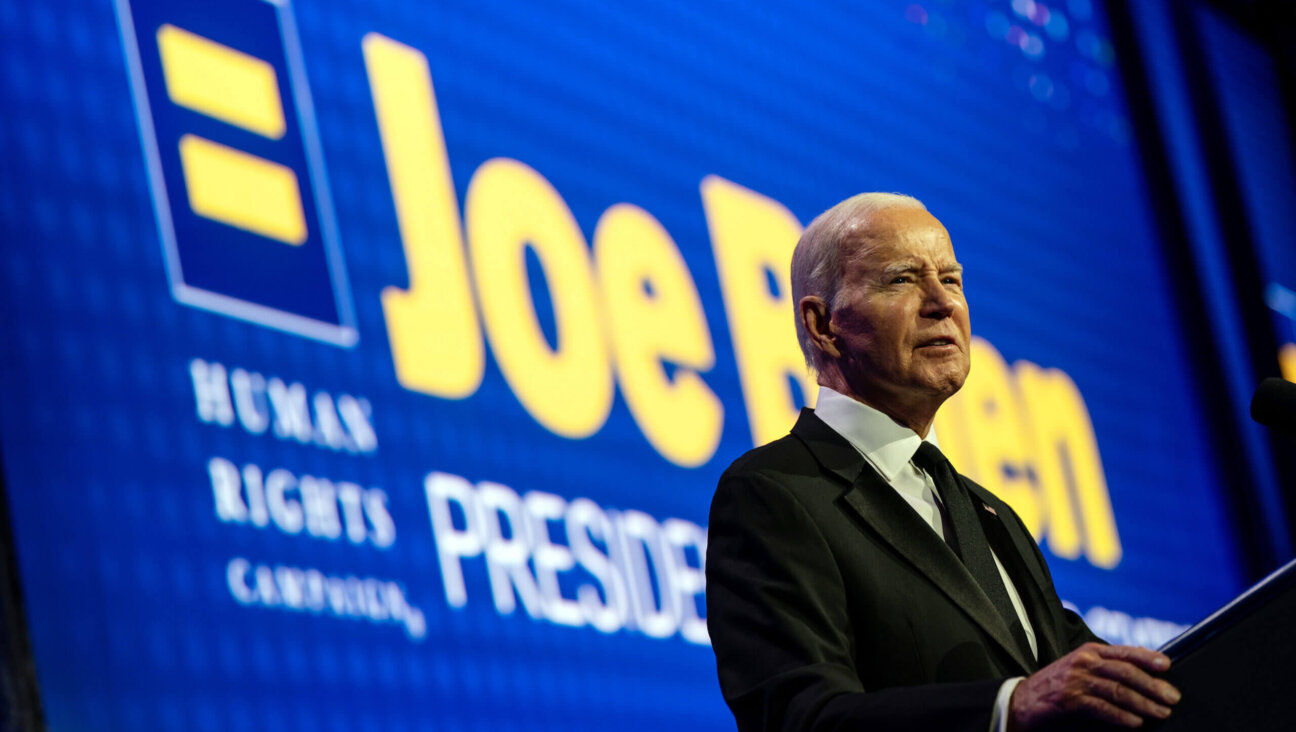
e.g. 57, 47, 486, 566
990, 677, 1025, 732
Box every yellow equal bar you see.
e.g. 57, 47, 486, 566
179, 135, 307, 245
157, 24, 287, 139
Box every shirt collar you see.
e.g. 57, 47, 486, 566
813, 385, 939, 482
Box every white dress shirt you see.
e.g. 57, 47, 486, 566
814, 386, 1034, 732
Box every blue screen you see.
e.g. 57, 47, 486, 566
0, 1, 1261, 730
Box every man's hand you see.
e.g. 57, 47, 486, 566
1009, 643, 1181, 730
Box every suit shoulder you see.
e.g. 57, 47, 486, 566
711, 432, 847, 523
717, 432, 814, 481
708, 433, 836, 544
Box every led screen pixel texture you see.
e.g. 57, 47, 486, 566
0, 0, 1250, 730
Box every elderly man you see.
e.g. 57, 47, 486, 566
705, 194, 1180, 732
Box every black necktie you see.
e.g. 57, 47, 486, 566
912, 441, 1034, 665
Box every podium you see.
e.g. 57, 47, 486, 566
1147, 556, 1296, 731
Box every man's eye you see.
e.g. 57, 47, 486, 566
891, 276, 911, 284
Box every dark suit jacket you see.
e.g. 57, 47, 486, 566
706, 409, 1099, 732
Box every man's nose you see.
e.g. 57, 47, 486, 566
919, 278, 958, 318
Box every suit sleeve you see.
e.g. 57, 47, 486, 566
706, 470, 1005, 732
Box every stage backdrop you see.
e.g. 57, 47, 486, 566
0, 0, 1256, 730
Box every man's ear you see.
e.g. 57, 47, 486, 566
799, 296, 840, 359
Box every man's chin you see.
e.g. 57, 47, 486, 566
918, 368, 969, 398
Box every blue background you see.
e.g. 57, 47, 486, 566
1, 0, 1291, 730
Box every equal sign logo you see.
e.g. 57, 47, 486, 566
116, 0, 358, 346
160, 24, 306, 246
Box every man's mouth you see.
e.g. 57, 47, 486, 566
917, 338, 956, 349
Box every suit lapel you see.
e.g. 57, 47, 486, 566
966, 481, 1064, 664
791, 409, 1035, 675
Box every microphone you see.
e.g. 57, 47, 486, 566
1250, 377, 1296, 434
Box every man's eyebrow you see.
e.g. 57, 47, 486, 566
880, 261, 921, 277
879, 261, 964, 276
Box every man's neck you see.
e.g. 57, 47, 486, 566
817, 375, 938, 438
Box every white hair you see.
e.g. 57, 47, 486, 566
790, 192, 928, 371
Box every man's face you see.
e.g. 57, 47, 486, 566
826, 207, 971, 411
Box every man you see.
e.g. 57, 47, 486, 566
705, 194, 1180, 732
